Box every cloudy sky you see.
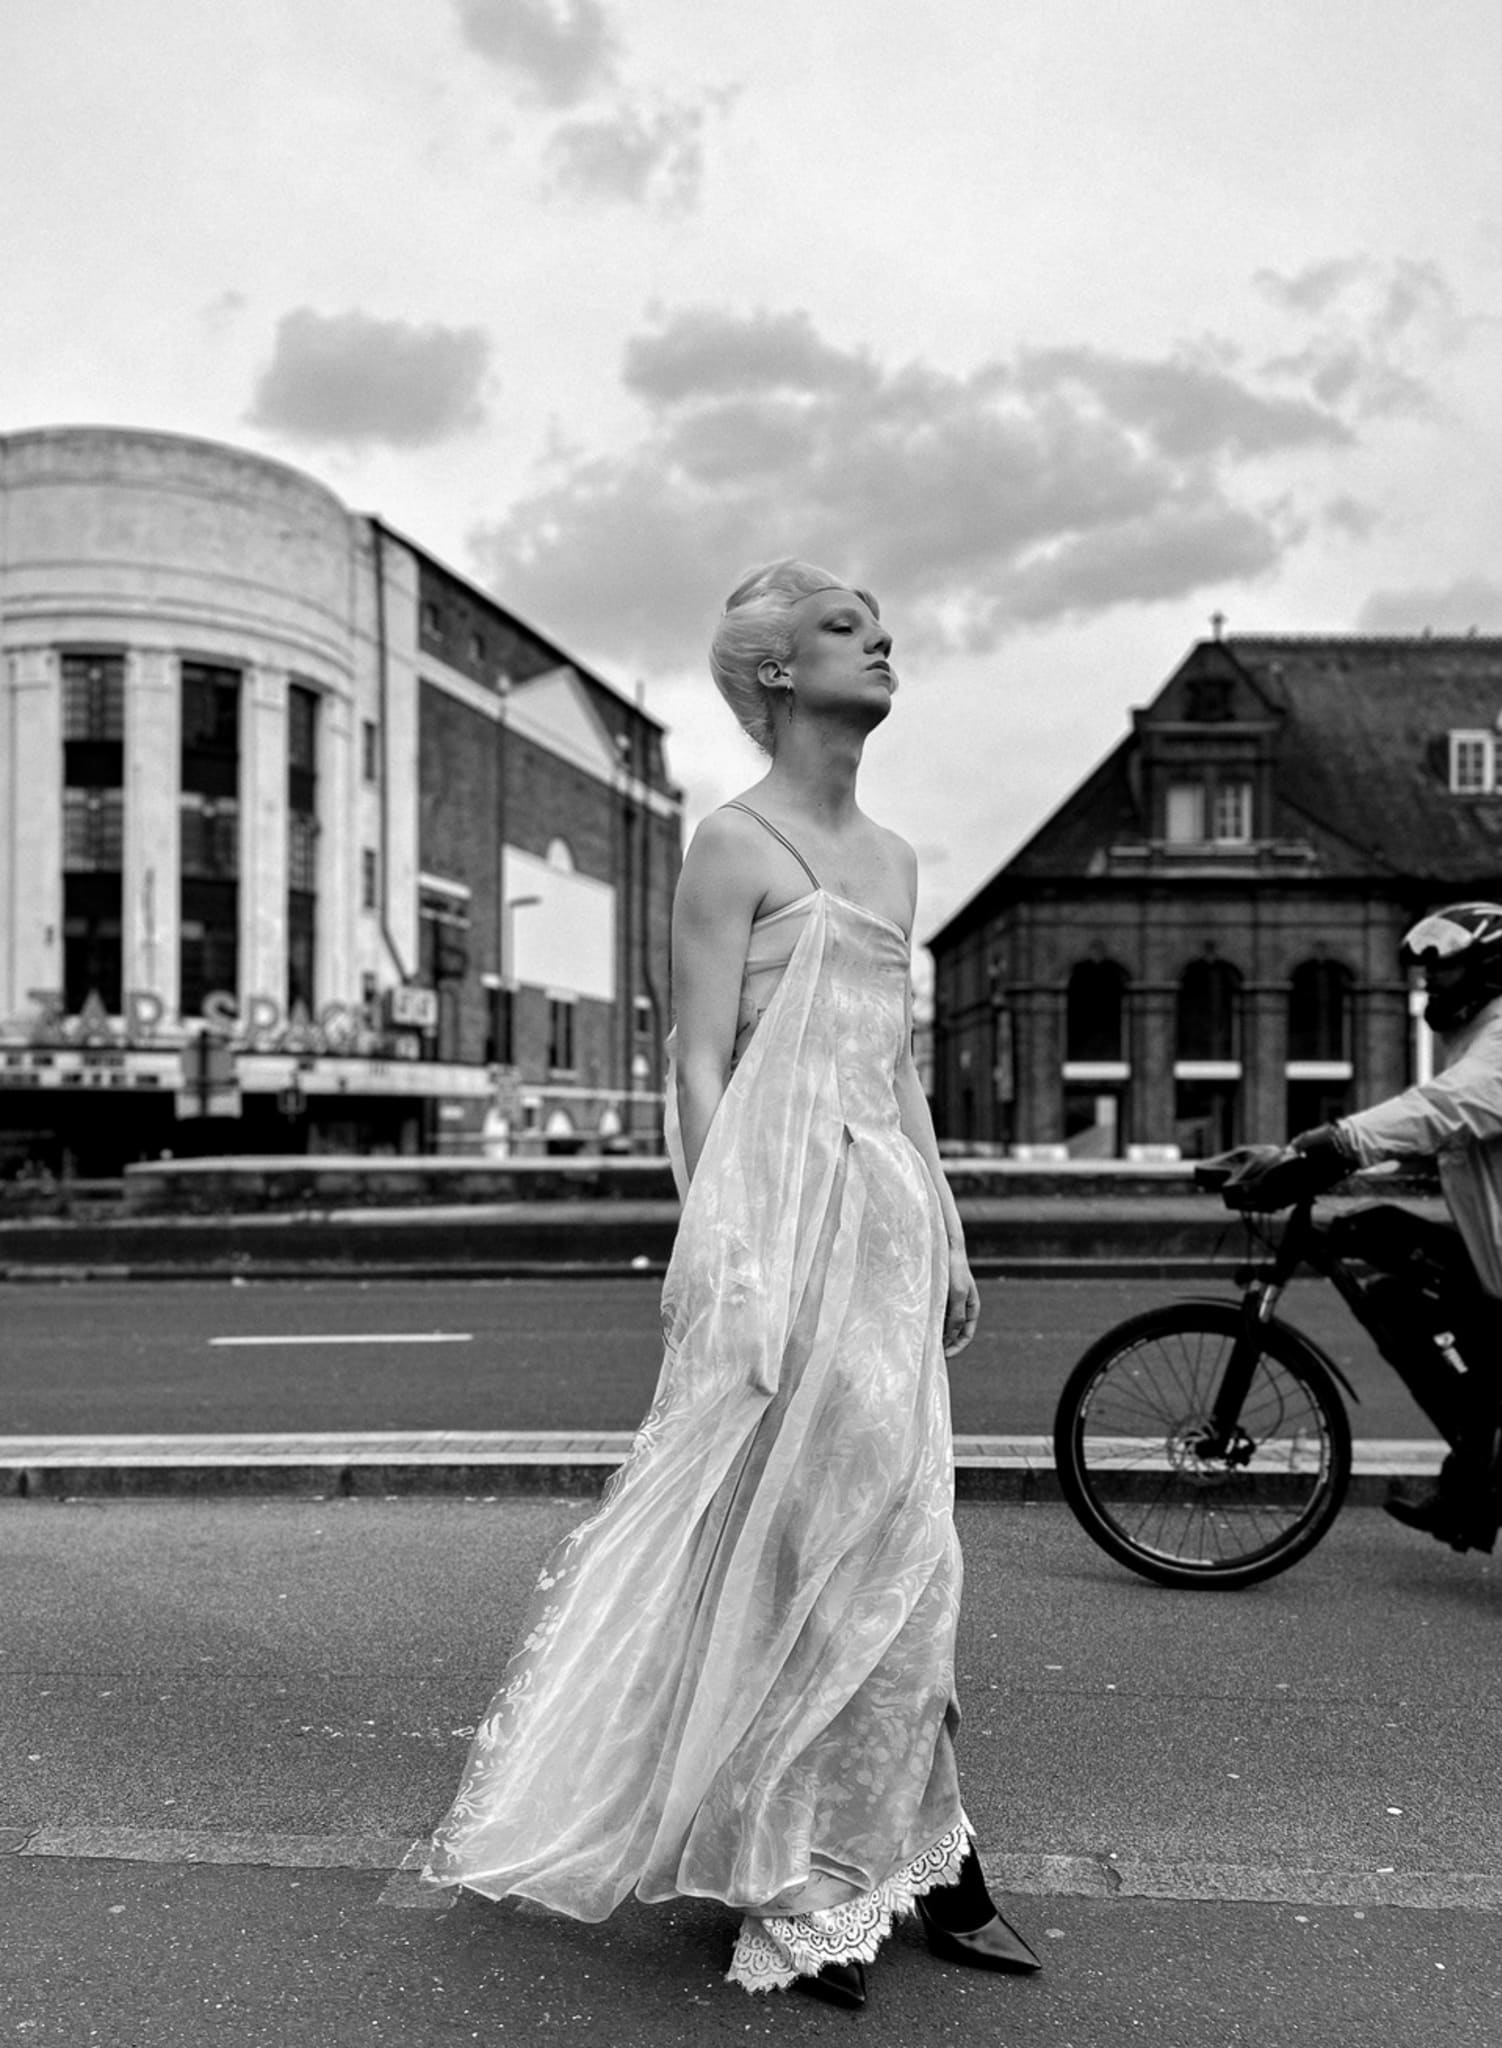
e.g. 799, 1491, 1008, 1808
4, 0, 1501, 948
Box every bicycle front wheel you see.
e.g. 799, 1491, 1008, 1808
1053, 1302, 1352, 1590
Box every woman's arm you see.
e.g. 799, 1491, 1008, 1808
671, 812, 762, 1183
888, 838, 979, 1357
895, 1035, 980, 1357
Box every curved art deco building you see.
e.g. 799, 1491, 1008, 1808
0, 427, 681, 1174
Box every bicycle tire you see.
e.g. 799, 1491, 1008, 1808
1053, 1301, 1352, 1590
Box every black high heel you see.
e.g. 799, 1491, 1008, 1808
794, 1957, 867, 2009
916, 1844, 1042, 1976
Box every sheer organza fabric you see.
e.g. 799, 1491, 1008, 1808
421, 889, 964, 1931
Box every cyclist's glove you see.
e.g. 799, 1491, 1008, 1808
1226, 1123, 1357, 1210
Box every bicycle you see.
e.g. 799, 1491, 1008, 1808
1051, 1158, 1484, 1589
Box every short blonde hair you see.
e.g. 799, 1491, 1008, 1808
709, 557, 880, 753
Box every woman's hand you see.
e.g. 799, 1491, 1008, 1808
942, 1245, 980, 1357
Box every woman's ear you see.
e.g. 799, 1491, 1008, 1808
757, 658, 788, 690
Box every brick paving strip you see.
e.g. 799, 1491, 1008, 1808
1, 1824, 1495, 1915
0, 1432, 1445, 1500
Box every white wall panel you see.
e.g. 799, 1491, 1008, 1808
503, 846, 615, 1001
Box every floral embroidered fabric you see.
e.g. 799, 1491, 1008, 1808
727, 1821, 971, 1991
421, 890, 964, 1929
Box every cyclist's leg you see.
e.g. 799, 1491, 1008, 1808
1338, 1208, 1502, 1549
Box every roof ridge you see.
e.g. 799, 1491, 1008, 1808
1227, 631, 1502, 648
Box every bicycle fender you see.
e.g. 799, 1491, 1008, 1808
1169, 1294, 1361, 1407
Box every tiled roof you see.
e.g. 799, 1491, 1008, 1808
1230, 635, 1502, 882
932, 634, 1502, 945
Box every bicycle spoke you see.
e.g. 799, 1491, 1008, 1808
1069, 1319, 1341, 1573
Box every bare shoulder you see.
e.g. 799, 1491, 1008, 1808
676, 805, 767, 918
870, 819, 919, 894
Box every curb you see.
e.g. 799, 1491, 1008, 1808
0, 1255, 1250, 1285
1, 1432, 1445, 1503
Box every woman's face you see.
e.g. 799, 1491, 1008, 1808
781, 588, 896, 725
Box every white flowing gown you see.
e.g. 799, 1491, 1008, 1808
422, 873, 968, 1988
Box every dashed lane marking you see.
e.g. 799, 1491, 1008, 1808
208, 1333, 474, 1347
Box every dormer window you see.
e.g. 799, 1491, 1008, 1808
1166, 782, 1204, 843
1212, 779, 1252, 844
1165, 777, 1254, 846
1449, 731, 1495, 794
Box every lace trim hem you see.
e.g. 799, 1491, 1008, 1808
725, 1821, 971, 1994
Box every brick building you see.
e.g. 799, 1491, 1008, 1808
0, 426, 681, 1175
930, 632, 1502, 1158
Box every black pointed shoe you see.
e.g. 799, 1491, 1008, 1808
793, 1957, 867, 2009
916, 1896, 1042, 1975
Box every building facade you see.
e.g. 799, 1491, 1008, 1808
930, 632, 1502, 1158
0, 427, 681, 1175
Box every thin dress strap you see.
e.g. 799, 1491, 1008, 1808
722, 801, 821, 891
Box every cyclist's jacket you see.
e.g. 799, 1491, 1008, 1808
1338, 992, 1502, 1298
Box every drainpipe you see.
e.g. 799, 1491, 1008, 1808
368, 516, 411, 985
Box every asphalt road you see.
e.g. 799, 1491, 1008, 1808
3, 1498, 1499, 2045
2, 1275, 1441, 1441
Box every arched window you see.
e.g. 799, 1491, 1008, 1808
1177, 959, 1241, 1063
546, 836, 575, 872
1066, 960, 1127, 1063
1287, 960, 1352, 1064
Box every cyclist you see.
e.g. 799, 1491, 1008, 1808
1231, 902, 1502, 1554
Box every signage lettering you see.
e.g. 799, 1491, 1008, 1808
14, 989, 386, 1056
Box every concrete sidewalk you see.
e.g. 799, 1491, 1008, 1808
0, 1428, 1446, 1499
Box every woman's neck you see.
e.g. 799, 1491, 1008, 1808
757, 721, 866, 828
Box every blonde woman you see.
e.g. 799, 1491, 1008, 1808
423, 560, 1039, 2010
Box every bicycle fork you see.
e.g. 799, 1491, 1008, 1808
1197, 1279, 1283, 1466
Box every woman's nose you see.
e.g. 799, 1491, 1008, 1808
867, 627, 892, 658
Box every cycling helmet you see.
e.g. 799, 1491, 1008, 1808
1400, 901, 1502, 1031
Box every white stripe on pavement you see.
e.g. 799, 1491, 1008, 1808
208, 1333, 474, 1347
9, 1825, 1500, 1913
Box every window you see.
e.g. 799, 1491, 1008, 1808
420, 599, 442, 638
1165, 783, 1205, 844
180, 796, 239, 879
486, 985, 515, 1066
361, 849, 378, 910
62, 654, 126, 1015
1450, 731, 1494, 794
180, 666, 240, 1016
181, 663, 240, 796
548, 997, 576, 1071
1288, 960, 1352, 1064
361, 719, 378, 783
63, 789, 124, 870
1066, 960, 1127, 1064
287, 685, 318, 1011
63, 889, 123, 1013
1212, 779, 1253, 844
634, 994, 654, 1039
62, 653, 125, 740
288, 813, 318, 893
1177, 958, 1241, 1063
180, 891, 239, 1018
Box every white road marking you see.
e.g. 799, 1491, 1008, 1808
208, 1333, 474, 1347
11, 1827, 1501, 1912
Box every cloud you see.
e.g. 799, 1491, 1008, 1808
247, 309, 492, 449
1257, 254, 1462, 420
451, 0, 615, 106
469, 306, 1344, 667
1356, 576, 1502, 635
547, 98, 705, 209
